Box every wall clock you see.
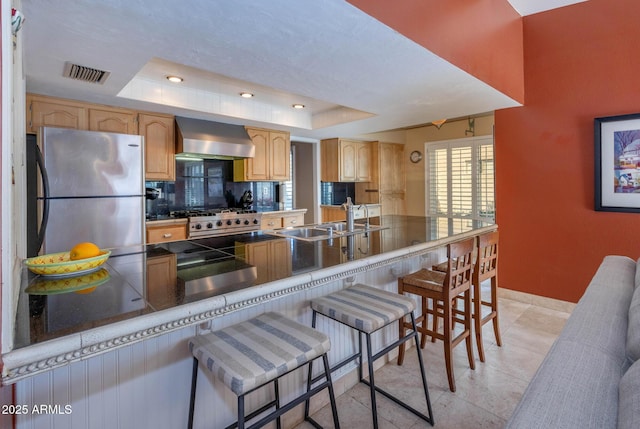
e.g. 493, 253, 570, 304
410, 150, 423, 163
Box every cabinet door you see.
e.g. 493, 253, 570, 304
270, 239, 292, 280
146, 254, 178, 309
245, 128, 270, 181
139, 113, 175, 181
27, 96, 88, 133
380, 143, 405, 193
339, 141, 357, 182
321, 207, 346, 223
356, 142, 371, 182
270, 131, 290, 181
244, 241, 270, 284
89, 108, 137, 134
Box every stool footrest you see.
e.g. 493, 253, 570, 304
242, 374, 332, 429
361, 379, 434, 425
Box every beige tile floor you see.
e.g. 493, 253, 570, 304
294, 291, 573, 429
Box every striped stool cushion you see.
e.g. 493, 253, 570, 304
311, 283, 416, 333
188, 312, 330, 396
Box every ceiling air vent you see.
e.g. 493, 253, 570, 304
62, 62, 111, 84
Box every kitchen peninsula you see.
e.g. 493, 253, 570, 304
5, 215, 496, 428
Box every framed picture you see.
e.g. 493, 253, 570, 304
595, 113, 640, 212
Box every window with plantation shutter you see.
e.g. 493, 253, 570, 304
426, 136, 495, 235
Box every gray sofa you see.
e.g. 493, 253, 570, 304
505, 255, 640, 429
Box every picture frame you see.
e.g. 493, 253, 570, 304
595, 113, 640, 212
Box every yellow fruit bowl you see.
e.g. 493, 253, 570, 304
25, 268, 111, 295
25, 250, 111, 277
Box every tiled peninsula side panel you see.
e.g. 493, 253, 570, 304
15, 249, 444, 429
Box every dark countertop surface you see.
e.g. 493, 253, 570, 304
13, 215, 494, 354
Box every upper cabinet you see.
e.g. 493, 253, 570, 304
26, 94, 176, 181
27, 94, 88, 133
321, 138, 372, 182
379, 143, 405, 193
88, 107, 138, 135
234, 127, 290, 181
139, 113, 175, 181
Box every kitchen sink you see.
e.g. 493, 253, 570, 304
266, 222, 388, 242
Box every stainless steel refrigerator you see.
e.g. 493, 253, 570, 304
27, 127, 145, 256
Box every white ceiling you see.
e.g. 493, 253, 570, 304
20, 0, 586, 141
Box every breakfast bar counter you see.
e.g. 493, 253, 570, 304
5, 215, 496, 385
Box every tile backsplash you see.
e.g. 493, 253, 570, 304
145, 159, 281, 219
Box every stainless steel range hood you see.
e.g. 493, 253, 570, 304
175, 116, 255, 159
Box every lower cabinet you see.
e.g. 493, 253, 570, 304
243, 239, 292, 284
146, 253, 178, 309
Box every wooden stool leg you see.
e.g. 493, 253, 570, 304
443, 299, 456, 392
474, 280, 486, 362
464, 289, 475, 371
491, 276, 503, 347
421, 296, 428, 347
430, 298, 438, 344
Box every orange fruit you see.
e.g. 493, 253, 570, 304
74, 286, 97, 294
69, 242, 101, 260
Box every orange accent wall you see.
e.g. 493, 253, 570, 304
347, 0, 524, 104
495, 0, 640, 302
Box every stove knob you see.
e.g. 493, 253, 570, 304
235, 219, 241, 225
253, 219, 259, 224
206, 222, 213, 229
244, 219, 250, 225
226, 220, 233, 226
195, 224, 202, 230
216, 221, 223, 227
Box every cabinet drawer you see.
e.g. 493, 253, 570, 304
146, 224, 187, 244
261, 216, 284, 230
282, 214, 304, 227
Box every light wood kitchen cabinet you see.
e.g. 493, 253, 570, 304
243, 239, 291, 283
234, 127, 290, 181
321, 138, 372, 182
261, 211, 306, 229
88, 107, 138, 135
379, 143, 405, 193
27, 94, 176, 181
378, 142, 406, 215
146, 253, 178, 307
139, 113, 175, 181
320, 204, 380, 223
146, 221, 187, 244
26, 94, 88, 133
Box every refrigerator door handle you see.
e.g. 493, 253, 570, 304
35, 144, 49, 253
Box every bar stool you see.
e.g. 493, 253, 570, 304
432, 230, 502, 362
397, 237, 475, 392
188, 312, 340, 429
309, 283, 434, 429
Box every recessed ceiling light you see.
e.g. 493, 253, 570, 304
240, 92, 254, 98
166, 75, 183, 83
292, 104, 305, 109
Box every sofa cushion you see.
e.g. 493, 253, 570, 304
618, 359, 640, 429
505, 339, 624, 429
561, 256, 635, 360
628, 285, 640, 362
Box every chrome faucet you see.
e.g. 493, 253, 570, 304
342, 197, 355, 232
358, 204, 370, 230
